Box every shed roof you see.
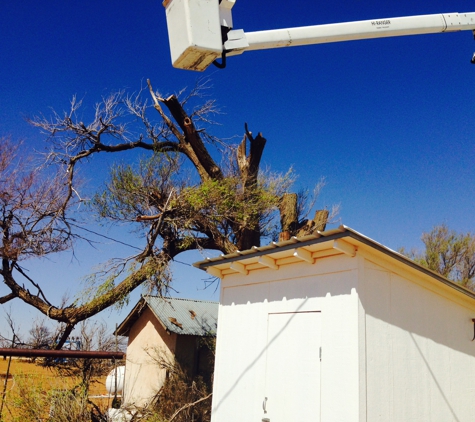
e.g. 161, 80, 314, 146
193, 225, 475, 302
116, 296, 218, 337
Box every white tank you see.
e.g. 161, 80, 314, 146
105, 365, 125, 394
107, 408, 133, 422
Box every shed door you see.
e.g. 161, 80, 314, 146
264, 311, 321, 422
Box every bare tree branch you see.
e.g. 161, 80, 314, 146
169, 392, 213, 422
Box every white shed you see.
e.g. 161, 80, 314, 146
194, 226, 475, 422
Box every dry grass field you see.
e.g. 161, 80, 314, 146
0, 358, 211, 422
0, 357, 120, 421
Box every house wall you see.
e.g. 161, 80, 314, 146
361, 252, 475, 421
123, 307, 177, 408
211, 253, 363, 422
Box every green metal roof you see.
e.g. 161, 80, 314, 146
116, 296, 219, 337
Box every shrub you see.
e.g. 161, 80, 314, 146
146, 361, 212, 422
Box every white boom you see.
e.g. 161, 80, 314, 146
162, 0, 475, 71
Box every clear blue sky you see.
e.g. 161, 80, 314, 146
1, 0, 474, 335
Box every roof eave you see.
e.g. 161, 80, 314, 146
115, 297, 147, 336
193, 226, 348, 270
193, 225, 475, 302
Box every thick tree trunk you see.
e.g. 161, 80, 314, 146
279, 193, 298, 241
235, 125, 267, 250
313, 209, 329, 232
278, 192, 329, 240
297, 209, 329, 237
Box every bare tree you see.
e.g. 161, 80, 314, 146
0, 137, 79, 345
28, 317, 53, 349
0, 307, 22, 349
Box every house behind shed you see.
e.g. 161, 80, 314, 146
194, 226, 475, 422
116, 296, 218, 408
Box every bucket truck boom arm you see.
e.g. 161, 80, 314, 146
162, 0, 475, 72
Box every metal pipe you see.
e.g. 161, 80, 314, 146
0, 349, 125, 359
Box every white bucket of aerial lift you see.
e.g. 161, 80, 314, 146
163, 0, 235, 71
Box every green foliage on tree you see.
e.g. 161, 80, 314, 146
0, 80, 330, 347
401, 224, 475, 289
